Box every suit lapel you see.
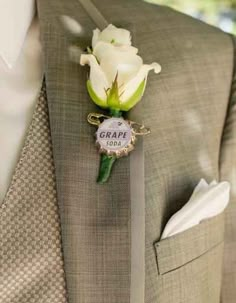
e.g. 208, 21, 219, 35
37, 1, 136, 302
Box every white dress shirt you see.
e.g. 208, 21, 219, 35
0, 0, 43, 203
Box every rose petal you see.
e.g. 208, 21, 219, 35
120, 62, 161, 102
93, 41, 138, 62
92, 28, 100, 49
100, 51, 143, 88
80, 54, 109, 101
93, 24, 132, 48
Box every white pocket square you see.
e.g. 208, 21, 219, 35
161, 178, 231, 239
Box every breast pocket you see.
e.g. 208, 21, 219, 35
153, 212, 225, 303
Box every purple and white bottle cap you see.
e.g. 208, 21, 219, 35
96, 117, 135, 157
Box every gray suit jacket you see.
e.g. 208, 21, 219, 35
37, 0, 236, 302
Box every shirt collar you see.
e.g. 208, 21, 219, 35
0, 0, 36, 69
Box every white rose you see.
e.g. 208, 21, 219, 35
92, 24, 132, 48
80, 24, 161, 112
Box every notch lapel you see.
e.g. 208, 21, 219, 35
37, 1, 134, 302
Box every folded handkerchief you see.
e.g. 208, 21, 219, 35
161, 179, 230, 239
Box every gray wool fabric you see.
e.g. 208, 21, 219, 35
1, 0, 236, 302
0, 85, 68, 303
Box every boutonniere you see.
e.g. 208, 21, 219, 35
80, 24, 161, 183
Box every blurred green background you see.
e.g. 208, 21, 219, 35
145, 0, 236, 34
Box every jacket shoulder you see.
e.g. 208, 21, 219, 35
96, 0, 231, 41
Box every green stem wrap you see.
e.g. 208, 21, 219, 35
97, 109, 122, 184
